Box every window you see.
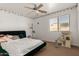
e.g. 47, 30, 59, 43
49, 15, 70, 31
49, 17, 58, 31
59, 15, 69, 31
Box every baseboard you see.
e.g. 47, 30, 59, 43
42, 39, 79, 47
71, 43, 79, 47
41, 39, 54, 43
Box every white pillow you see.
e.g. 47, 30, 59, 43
6, 35, 20, 40
0, 36, 12, 43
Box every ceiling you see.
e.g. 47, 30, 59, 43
0, 3, 77, 19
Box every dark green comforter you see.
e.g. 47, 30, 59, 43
0, 46, 9, 56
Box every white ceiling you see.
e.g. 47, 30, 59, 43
0, 3, 77, 19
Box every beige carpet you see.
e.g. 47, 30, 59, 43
35, 42, 79, 56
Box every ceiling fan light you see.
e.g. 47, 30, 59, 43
47, 3, 56, 9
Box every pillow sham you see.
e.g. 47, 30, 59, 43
6, 35, 20, 40
0, 34, 20, 43
11, 35, 20, 40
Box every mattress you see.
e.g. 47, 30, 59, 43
1, 38, 44, 56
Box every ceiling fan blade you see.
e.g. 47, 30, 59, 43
36, 4, 43, 10
24, 7, 33, 10
38, 10, 47, 13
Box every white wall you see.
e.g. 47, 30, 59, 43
0, 10, 32, 37
33, 8, 79, 46
77, 4, 79, 46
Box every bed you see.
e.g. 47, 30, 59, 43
0, 31, 46, 56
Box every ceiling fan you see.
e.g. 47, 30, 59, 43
24, 4, 47, 14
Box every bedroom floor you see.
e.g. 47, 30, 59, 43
35, 42, 79, 56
